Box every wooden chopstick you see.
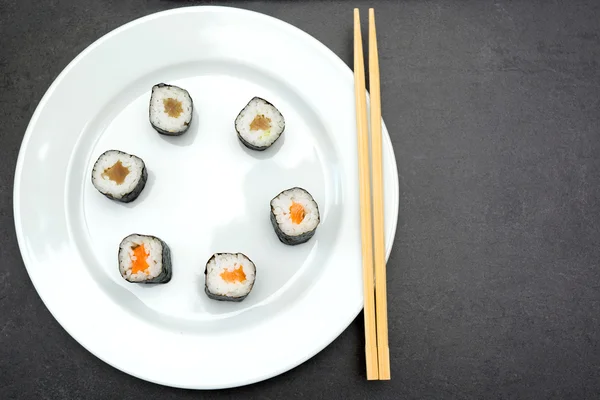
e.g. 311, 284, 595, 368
368, 8, 391, 380
354, 8, 379, 380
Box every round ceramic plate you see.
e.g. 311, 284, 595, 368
14, 6, 399, 389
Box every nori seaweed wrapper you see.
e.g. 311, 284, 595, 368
269, 187, 320, 245
204, 253, 255, 302
235, 97, 285, 151
149, 83, 193, 136
91, 150, 148, 203
119, 234, 172, 284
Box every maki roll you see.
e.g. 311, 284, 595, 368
235, 97, 285, 150
270, 187, 320, 245
91, 150, 147, 203
204, 253, 256, 302
118, 234, 172, 283
149, 83, 193, 135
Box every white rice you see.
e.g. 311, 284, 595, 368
271, 188, 320, 236
235, 97, 285, 147
205, 253, 256, 298
119, 234, 164, 282
149, 84, 193, 133
91, 150, 144, 199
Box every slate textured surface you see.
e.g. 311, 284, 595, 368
1, 1, 599, 399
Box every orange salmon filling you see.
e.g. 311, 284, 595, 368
131, 244, 149, 274
289, 202, 305, 224
163, 98, 183, 118
220, 266, 247, 283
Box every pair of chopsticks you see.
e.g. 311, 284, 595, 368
354, 8, 390, 380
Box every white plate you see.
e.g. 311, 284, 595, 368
14, 6, 399, 389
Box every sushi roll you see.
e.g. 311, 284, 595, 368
235, 97, 285, 151
270, 187, 320, 245
149, 83, 193, 135
204, 253, 256, 302
91, 150, 147, 203
118, 234, 172, 283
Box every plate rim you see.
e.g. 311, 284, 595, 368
13, 5, 400, 389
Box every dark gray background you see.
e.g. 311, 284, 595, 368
1, 0, 599, 398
